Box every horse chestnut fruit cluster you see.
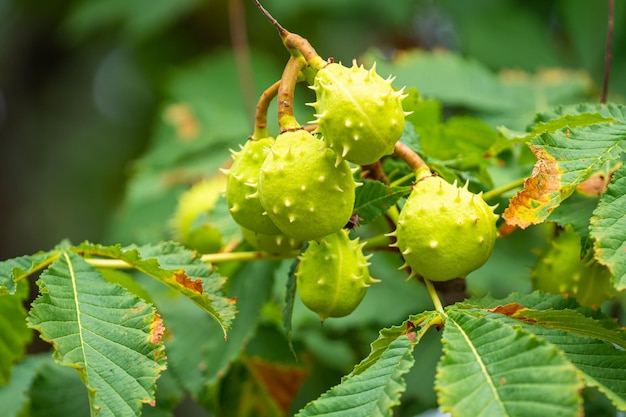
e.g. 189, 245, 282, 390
217, 17, 500, 320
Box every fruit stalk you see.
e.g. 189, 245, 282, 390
424, 278, 446, 315
393, 142, 430, 176
278, 56, 305, 131
252, 79, 280, 140
253, 0, 326, 70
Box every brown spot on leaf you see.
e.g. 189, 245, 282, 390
174, 270, 204, 294
503, 146, 561, 228
149, 313, 165, 345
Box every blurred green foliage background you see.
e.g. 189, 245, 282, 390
0, 0, 624, 260
1, 1, 625, 416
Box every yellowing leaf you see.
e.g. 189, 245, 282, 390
503, 146, 562, 228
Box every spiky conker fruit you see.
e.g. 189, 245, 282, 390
258, 130, 357, 241
240, 226, 303, 256
170, 178, 224, 253
296, 229, 378, 321
531, 225, 613, 307
391, 175, 498, 282
225, 137, 281, 235
309, 61, 407, 166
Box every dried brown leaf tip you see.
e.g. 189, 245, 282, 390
174, 270, 204, 294
487, 302, 526, 317
503, 146, 561, 228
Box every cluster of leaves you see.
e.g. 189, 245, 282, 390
2, 12, 626, 417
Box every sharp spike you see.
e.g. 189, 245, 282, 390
289, 214, 296, 223
402, 248, 412, 255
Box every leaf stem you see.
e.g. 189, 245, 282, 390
83, 250, 299, 270
423, 278, 446, 315
252, 79, 281, 139
86, 258, 134, 269
278, 56, 306, 132
482, 177, 525, 202
201, 250, 299, 263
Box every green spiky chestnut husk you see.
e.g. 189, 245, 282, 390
170, 178, 224, 253
392, 175, 498, 282
296, 229, 378, 321
258, 130, 357, 241
310, 61, 407, 166
531, 225, 613, 307
225, 137, 281, 235
240, 226, 303, 256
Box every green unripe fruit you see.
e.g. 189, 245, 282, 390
171, 178, 224, 253
531, 225, 613, 307
296, 229, 378, 321
240, 226, 303, 256
310, 61, 407, 166
392, 175, 498, 282
225, 137, 281, 235
258, 130, 357, 241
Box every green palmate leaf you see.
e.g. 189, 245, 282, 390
481, 308, 626, 411
75, 241, 236, 338
466, 292, 626, 410
520, 106, 617, 143
503, 104, 626, 228
0, 249, 59, 294
467, 291, 624, 336
27, 251, 167, 417
437, 309, 583, 417
296, 335, 415, 417
590, 164, 626, 289
354, 180, 410, 225
349, 310, 443, 379
0, 281, 32, 385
